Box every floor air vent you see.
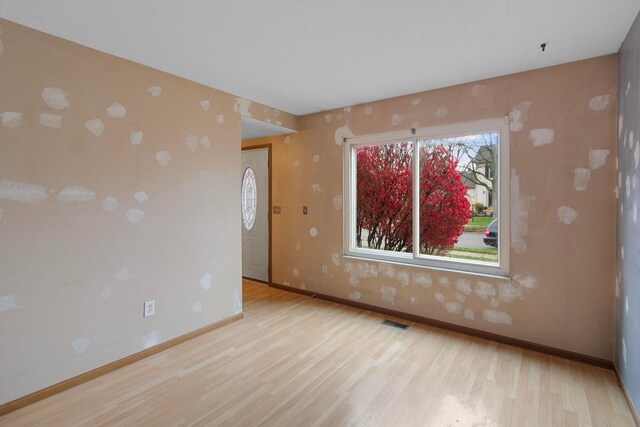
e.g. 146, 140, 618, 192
381, 319, 410, 330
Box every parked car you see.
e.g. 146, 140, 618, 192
484, 218, 498, 247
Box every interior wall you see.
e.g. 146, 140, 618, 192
0, 19, 243, 405
617, 10, 640, 418
244, 55, 618, 360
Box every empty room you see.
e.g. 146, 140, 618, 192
0, 1, 639, 425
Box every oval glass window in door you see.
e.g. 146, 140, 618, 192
241, 167, 257, 230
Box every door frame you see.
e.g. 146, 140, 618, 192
241, 144, 272, 284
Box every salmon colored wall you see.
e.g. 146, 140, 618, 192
0, 19, 245, 404
244, 55, 618, 360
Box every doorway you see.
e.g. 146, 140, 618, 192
241, 146, 271, 283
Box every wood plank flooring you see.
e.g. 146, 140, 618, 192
0, 280, 636, 426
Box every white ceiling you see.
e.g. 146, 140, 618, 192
241, 117, 294, 140
1, 1, 638, 116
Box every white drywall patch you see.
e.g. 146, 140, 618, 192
199, 273, 213, 290
57, 186, 96, 202
333, 195, 342, 210
434, 292, 446, 303
102, 196, 118, 212
233, 288, 242, 315
482, 309, 512, 325
627, 175, 632, 198
411, 98, 422, 106
85, 119, 105, 137
292, 268, 299, 277
412, 272, 432, 288
0, 179, 50, 204
363, 105, 373, 115
490, 298, 501, 308
312, 154, 320, 163
410, 296, 417, 304
380, 284, 396, 305
100, 286, 113, 300
2, 112, 22, 128
348, 291, 361, 301
464, 308, 475, 320
396, 270, 410, 287
331, 252, 341, 266
283, 135, 292, 145
71, 337, 91, 354
216, 114, 225, 124
633, 203, 637, 223
115, 266, 135, 282
436, 107, 448, 119
634, 143, 640, 169
557, 206, 578, 225
0, 295, 22, 311
588, 149, 609, 170
625, 295, 629, 315
42, 88, 70, 110
107, 103, 126, 118
445, 301, 461, 314
309, 227, 318, 237
126, 208, 144, 223
292, 160, 300, 168
391, 114, 403, 126
192, 302, 202, 313
455, 292, 466, 303
311, 183, 322, 192
134, 191, 149, 203
130, 131, 144, 146
379, 264, 396, 279
200, 100, 210, 111
234, 98, 252, 116
573, 168, 591, 191
455, 279, 472, 295
148, 86, 162, 97
39, 113, 62, 128
438, 277, 451, 288
199, 136, 211, 149
509, 101, 532, 132
155, 151, 172, 166
475, 281, 496, 300
510, 169, 534, 253
528, 128, 555, 147
497, 283, 520, 303
588, 95, 611, 111
324, 113, 332, 123
471, 85, 486, 96
185, 134, 199, 152
142, 330, 160, 349
335, 124, 354, 145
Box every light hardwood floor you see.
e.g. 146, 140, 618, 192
1, 280, 636, 426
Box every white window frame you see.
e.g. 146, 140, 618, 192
343, 117, 510, 277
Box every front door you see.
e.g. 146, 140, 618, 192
241, 148, 269, 282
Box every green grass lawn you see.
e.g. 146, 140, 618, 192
467, 216, 493, 226
453, 246, 497, 255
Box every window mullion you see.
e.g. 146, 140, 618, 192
412, 139, 420, 259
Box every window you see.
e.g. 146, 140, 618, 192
241, 167, 257, 230
344, 118, 509, 276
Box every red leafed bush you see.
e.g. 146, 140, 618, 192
356, 143, 470, 255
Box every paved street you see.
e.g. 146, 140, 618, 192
454, 231, 488, 249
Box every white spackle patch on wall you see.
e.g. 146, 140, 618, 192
292, 160, 300, 168
331, 252, 341, 266
198, 273, 214, 291
557, 206, 578, 225
455, 292, 466, 302
0, 295, 22, 311
511, 273, 539, 299
510, 169, 534, 253
497, 283, 521, 303
528, 128, 555, 147
410, 296, 417, 304
438, 277, 451, 288
148, 86, 162, 97
626, 175, 632, 198
490, 298, 501, 308
343, 262, 359, 286
634, 143, 640, 169
130, 130, 144, 146
588, 95, 611, 111
445, 301, 462, 314
234, 98, 252, 116
283, 135, 292, 145
115, 266, 135, 282
155, 151, 172, 166
199, 136, 211, 150
412, 272, 432, 288
311, 183, 322, 192
71, 337, 91, 355
42, 88, 70, 110
200, 100, 210, 111
2, 112, 23, 128
482, 309, 512, 325
471, 85, 486, 96
509, 101, 532, 132
126, 208, 144, 223
309, 227, 318, 237
434, 292, 446, 303
57, 186, 96, 202
216, 114, 225, 125
142, 330, 160, 349
334, 124, 354, 146
192, 302, 202, 313
379, 264, 396, 279
185, 134, 199, 152
633, 203, 637, 223
588, 149, 610, 170
573, 168, 591, 191
380, 284, 396, 305
625, 295, 629, 315
391, 113, 403, 126
464, 308, 475, 320
348, 291, 361, 301
435, 107, 448, 119
233, 288, 242, 315
332, 195, 342, 210
100, 285, 113, 300
363, 105, 374, 115
411, 98, 422, 106
455, 279, 472, 295
292, 268, 299, 277
134, 191, 149, 203
312, 154, 320, 163
102, 196, 118, 212
39, 113, 62, 128
324, 113, 332, 123
106, 103, 127, 118
396, 270, 410, 287
0, 179, 50, 204
85, 119, 105, 137
622, 337, 627, 366
475, 281, 496, 300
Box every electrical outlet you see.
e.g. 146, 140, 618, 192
272, 206, 282, 214
143, 300, 156, 318
303, 206, 308, 215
